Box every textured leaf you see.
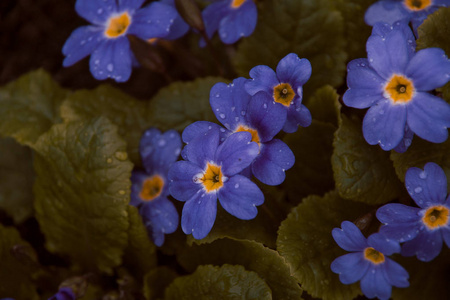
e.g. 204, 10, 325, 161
332, 114, 403, 204
304, 85, 340, 128
33, 117, 132, 274
165, 264, 272, 300
60, 85, 152, 165
148, 77, 224, 132
123, 205, 157, 278
178, 238, 303, 300
283, 120, 336, 205
233, 0, 347, 97
0, 137, 34, 223
0, 69, 68, 146
0, 224, 39, 299
390, 138, 450, 187
144, 266, 178, 300
277, 190, 374, 300
417, 7, 450, 55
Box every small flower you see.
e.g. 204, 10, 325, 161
365, 0, 450, 35
48, 287, 75, 300
331, 221, 409, 300
245, 53, 312, 133
377, 162, 450, 261
130, 128, 181, 246
168, 128, 264, 239
63, 0, 178, 82
343, 21, 450, 151
201, 0, 257, 45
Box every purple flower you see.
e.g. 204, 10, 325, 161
245, 53, 312, 133
183, 77, 295, 186
343, 21, 450, 151
331, 221, 409, 300
158, 0, 190, 40
168, 128, 264, 239
365, 0, 450, 35
130, 128, 181, 246
202, 0, 257, 45
48, 287, 75, 300
63, 0, 178, 82
377, 162, 450, 261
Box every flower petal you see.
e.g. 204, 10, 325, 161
360, 265, 392, 300
246, 65, 279, 95
130, 171, 150, 206
364, 1, 409, 26
218, 0, 257, 44
182, 121, 228, 144
404, 162, 448, 207
377, 203, 421, 224
378, 222, 422, 243
406, 48, 450, 91
89, 37, 132, 82
202, 0, 230, 39
75, 0, 118, 25
251, 139, 294, 185
330, 252, 370, 284
181, 192, 217, 240
401, 229, 443, 262
362, 99, 407, 150
62, 25, 104, 67
343, 88, 385, 109
367, 232, 401, 255
117, 0, 145, 13
276, 54, 312, 89
407, 92, 450, 143
392, 124, 414, 153
218, 174, 264, 220
346, 58, 385, 90
168, 161, 203, 202
283, 101, 312, 133
183, 128, 219, 168
382, 258, 410, 288
332, 221, 368, 252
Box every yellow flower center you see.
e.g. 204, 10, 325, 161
273, 83, 295, 107
384, 74, 415, 104
231, 0, 246, 8
139, 175, 164, 201
404, 0, 432, 11
422, 205, 449, 230
105, 12, 131, 38
199, 163, 223, 193
147, 38, 158, 44
364, 247, 385, 264
235, 125, 260, 145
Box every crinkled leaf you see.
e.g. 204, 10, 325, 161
123, 205, 157, 278
283, 120, 336, 205
0, 224, 39, 299
144, 266, 178, 300
60, 85, 152, 165
277, 190, 374, 300
178, 238, 303, 300
304, 85, 340, 128
332, 114, 403, 204
165, 264, 272, 300
392, 251, 450, 300
33, 117, 132, 274
0, 138, 34, 223
0, 69, 68, 146
148, 77, 225, 131
390, 138, 450, 187
233, 0, 347, 97
187, 185, 291, 249
417, 7, 450, 55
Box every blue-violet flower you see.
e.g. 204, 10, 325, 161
377, 162, 450, 261
331, 221, 409, 300
343, 21, 450, 151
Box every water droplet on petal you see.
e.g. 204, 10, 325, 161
158, 139, 166, 146
263, 103, 268, 109
414, 187, 422, 193
219, 113, 226, 119
419, 171, 427, 179
107, 63, 114, 72
234, 183, 239, 189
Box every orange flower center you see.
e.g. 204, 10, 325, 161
422, 205, 449, 230
105, 12, 131, 38
139, 175, 164, 201
404, 0, 432, 11
273, 83, 295, 107
235, 125, 260, 145
384, 74, 415, 104
231, 0, 246, 8
364, 247, 385, 264
197, 163, 223, 193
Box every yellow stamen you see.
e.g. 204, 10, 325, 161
200, 163, 223, 193
364, 247, 385, 264
105, 12, 131, 38
231, 0, 246, 9
422, 205, 449, 229
273, 83, 295, 107
235, 125, 260, 145
404, 0, 432, 11
139, 175, 164, 201
384, 74, 415, 104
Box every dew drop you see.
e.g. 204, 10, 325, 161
158, 139, 166, 146
419, 171, 427, 179
219, 128, 226, 133
235, 117, 239, 122
107, 63, 114, 72
414, 187, 423, 193
263, 103, 268, 109
215, 93, 220, 98
114, 151, 128, 160
219, 113, 226, 119
193, 173, 203, 184
106, 158, 112, 164
234, 183, 239, 189
97, 8, 103, 14
208, 125, 212, 129
175, 148, 181, 155
119, 190, 126, 195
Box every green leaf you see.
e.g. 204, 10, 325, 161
0, 224, 39, 299
123, 205, 157, 278
60, 85, 152, 165
390, 138, 450, 187
144, 266, 178, 300
33, 117, 132, 274
283, 120, 336, 205
392, 251, 450, 300
165, 264, 272, 300
304, 85, 340, 128
332, 114, 403, 204
0, 69, 68, 146
0, 137, 34, 223
233, 0, 347, 97
277, 190, 374, 300
417, 7, 450, 55
148, 77, 225, 131
178, 238, 303, 300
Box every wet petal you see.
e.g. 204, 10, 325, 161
276, 53, 312, 89
202, 0, 230, 39
330, 252, 370, 284
62, 25, 104, 67
360, 265, 392, 300
183, 129, 219, 168
332, 221, 368, 252
401, 229, 443, 262
168, 161, 203, 202
364, 1, 409, 26
368, 232, 401, 255
182, 121, 228, 144
377, 203, 421, 224
283, 101, 312, 133
382, 258, 410, 288
117, 0, 145, 13
181, 192, 217, 240
128, 2, 178, 39
246, 65, 279, 95
75, 0, 118, 25
218, 0, 257, 44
